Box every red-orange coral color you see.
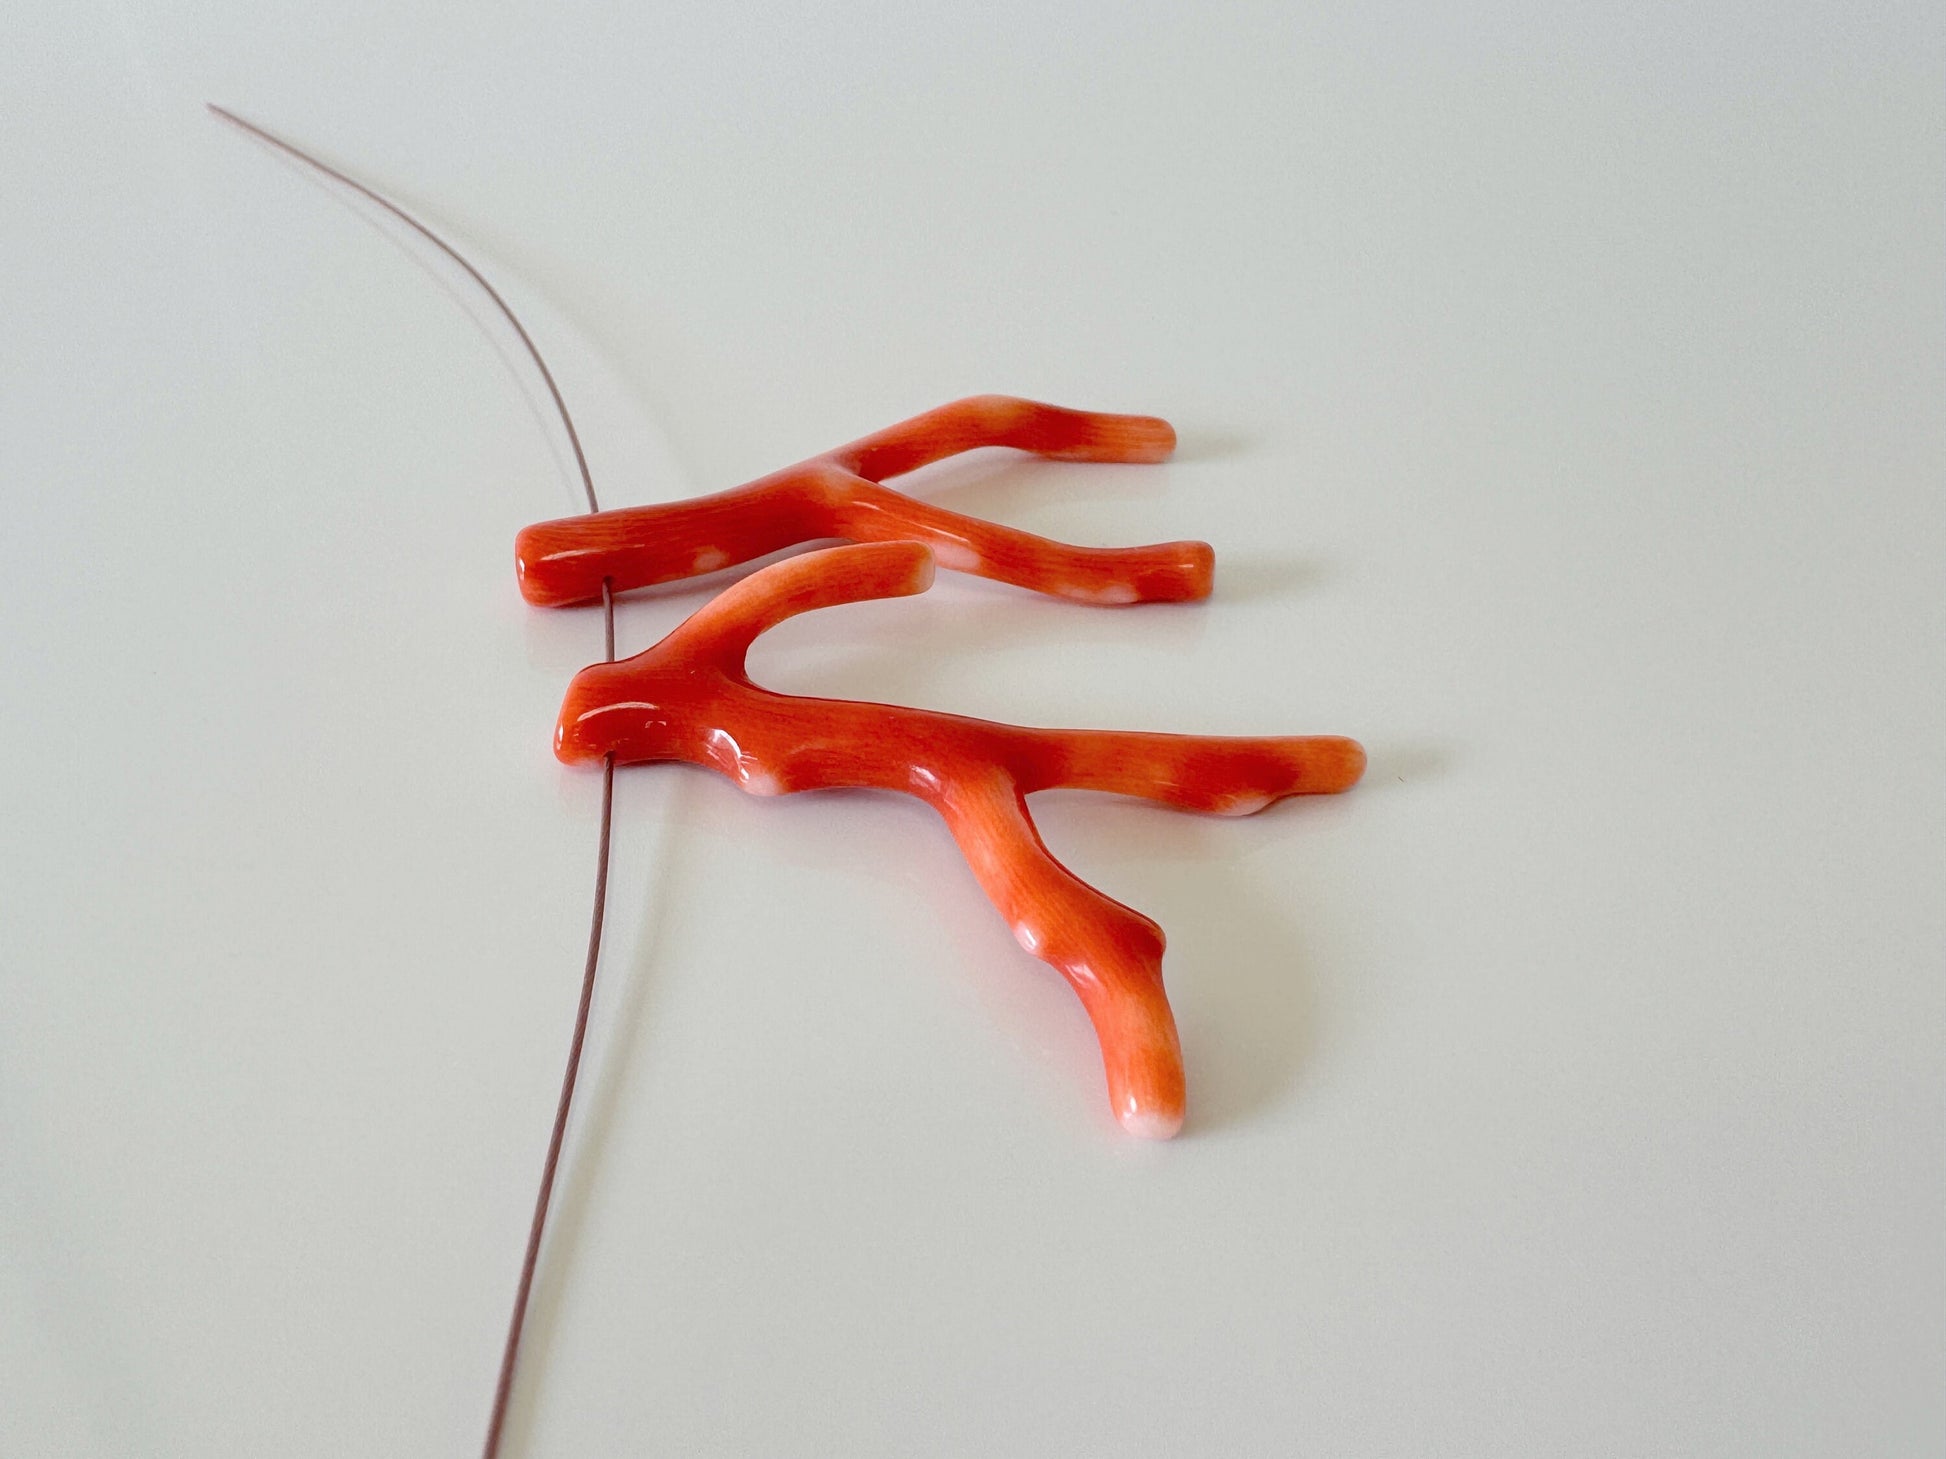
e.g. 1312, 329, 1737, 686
554, 541, 1363, 1137
515, 396, 1213, 608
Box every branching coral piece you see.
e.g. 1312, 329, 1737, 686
515, 396, 1213, 608
554, 541, 1364, 1137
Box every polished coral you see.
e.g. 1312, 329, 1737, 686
554, 541, 1364, 1137
515, 396, 1213, 608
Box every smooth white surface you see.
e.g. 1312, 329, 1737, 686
2, 3, 1941, 1455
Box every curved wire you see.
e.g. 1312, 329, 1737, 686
208, 104, 601, 516
210, 104, 616, 1459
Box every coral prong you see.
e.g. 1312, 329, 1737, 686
515, 397, 1210, 608
557, 542, 1362, 1134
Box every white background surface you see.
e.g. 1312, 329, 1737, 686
2, 3, 1941, 1455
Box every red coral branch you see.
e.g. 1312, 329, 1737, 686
554, 541, 1364, 1137
514, 396, 1213, 608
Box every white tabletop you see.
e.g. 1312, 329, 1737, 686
3, 3, 1941, 1455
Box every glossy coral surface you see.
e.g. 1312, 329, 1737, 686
555, 542, 1363, 1137
515, 396, 1212, 608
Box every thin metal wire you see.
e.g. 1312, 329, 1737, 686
206, 104, 601, 516
481, 679, 613, 1459
210, 105, 618, 1459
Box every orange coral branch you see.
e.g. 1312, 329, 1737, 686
554, 541, 1363, 1137
515, 396, 1213, 608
